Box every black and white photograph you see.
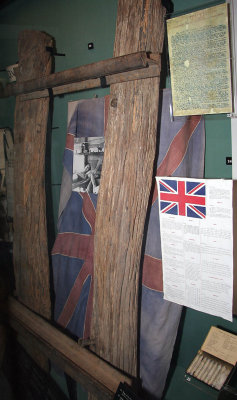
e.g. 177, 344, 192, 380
72, 136, 104, 194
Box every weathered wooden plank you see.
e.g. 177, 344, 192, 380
4, 296, 132, 399
1, 51, 152, 98
92, 0, 165, 378
13, 31, 53, 319
19, 62, 161, 101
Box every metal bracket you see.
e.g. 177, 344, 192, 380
100, 76, 108, 88
46, 46, 65, 57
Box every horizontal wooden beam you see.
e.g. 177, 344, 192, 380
19, 62, 160, 101
0, 51, 160, 99
4, 296, 133, 399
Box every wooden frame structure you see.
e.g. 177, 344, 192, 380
0, 1, 166, 397
0, 51, 161, 100
0, 37, 162, 399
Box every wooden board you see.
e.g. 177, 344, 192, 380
5, 296, 132, 400
2, 51, 151, 97
92, 0, 166, 378
13, 31, 53, 319
18, 61, 161, 101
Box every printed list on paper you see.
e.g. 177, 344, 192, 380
156, 177, 233, 321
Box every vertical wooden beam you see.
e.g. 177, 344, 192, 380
13, 31, 53, 319
92, 0, 165, 378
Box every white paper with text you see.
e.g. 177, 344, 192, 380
156, 177, 233, 321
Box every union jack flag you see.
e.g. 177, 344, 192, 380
51, 90, 205, 399
159, 178, 206, 219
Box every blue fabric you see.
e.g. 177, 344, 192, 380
52, 91, 205, 399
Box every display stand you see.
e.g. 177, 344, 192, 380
0, 1, 166, 398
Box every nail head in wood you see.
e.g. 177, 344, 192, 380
110, 98, 117, 108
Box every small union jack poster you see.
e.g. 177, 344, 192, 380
158, 178, 206, 219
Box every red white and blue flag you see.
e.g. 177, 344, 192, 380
51, 90, 205, 399
159, 179, 206, 219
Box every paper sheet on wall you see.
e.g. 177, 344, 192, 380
232, 121, 237, 179
167, 3, 232, 116
156, 177, 233, 321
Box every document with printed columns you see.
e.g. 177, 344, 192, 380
156, 177, 233, 321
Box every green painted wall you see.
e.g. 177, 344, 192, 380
0, 1, 235, 399
163, 1, 235, 400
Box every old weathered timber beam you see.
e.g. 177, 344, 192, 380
5, 296, 132, 399
91, 0, 166, 379
0, 51, 158, 98
19, 62, 161, 101
13, 30, 53, 372
13, 30, 52, 323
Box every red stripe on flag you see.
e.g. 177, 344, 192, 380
161, 202, 176, 214
51, 232, 91, 260
188, 204, 206, 218
80, 193, 96, 233
188, 182, 205, 194
65, 133, 74, 150
57, 259, 93, 328
142, 255, 163, 292
152, 115, 202, 205
55, 197, 96, 336
159, 180, 176, 193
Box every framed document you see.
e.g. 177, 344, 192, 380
167, 4, 233, 116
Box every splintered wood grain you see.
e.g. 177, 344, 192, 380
14, 97, 51, 318
16, 30, 54, 81
92, 0, 165, 377
113, 0, 165, 56
13, 31, 54, 319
